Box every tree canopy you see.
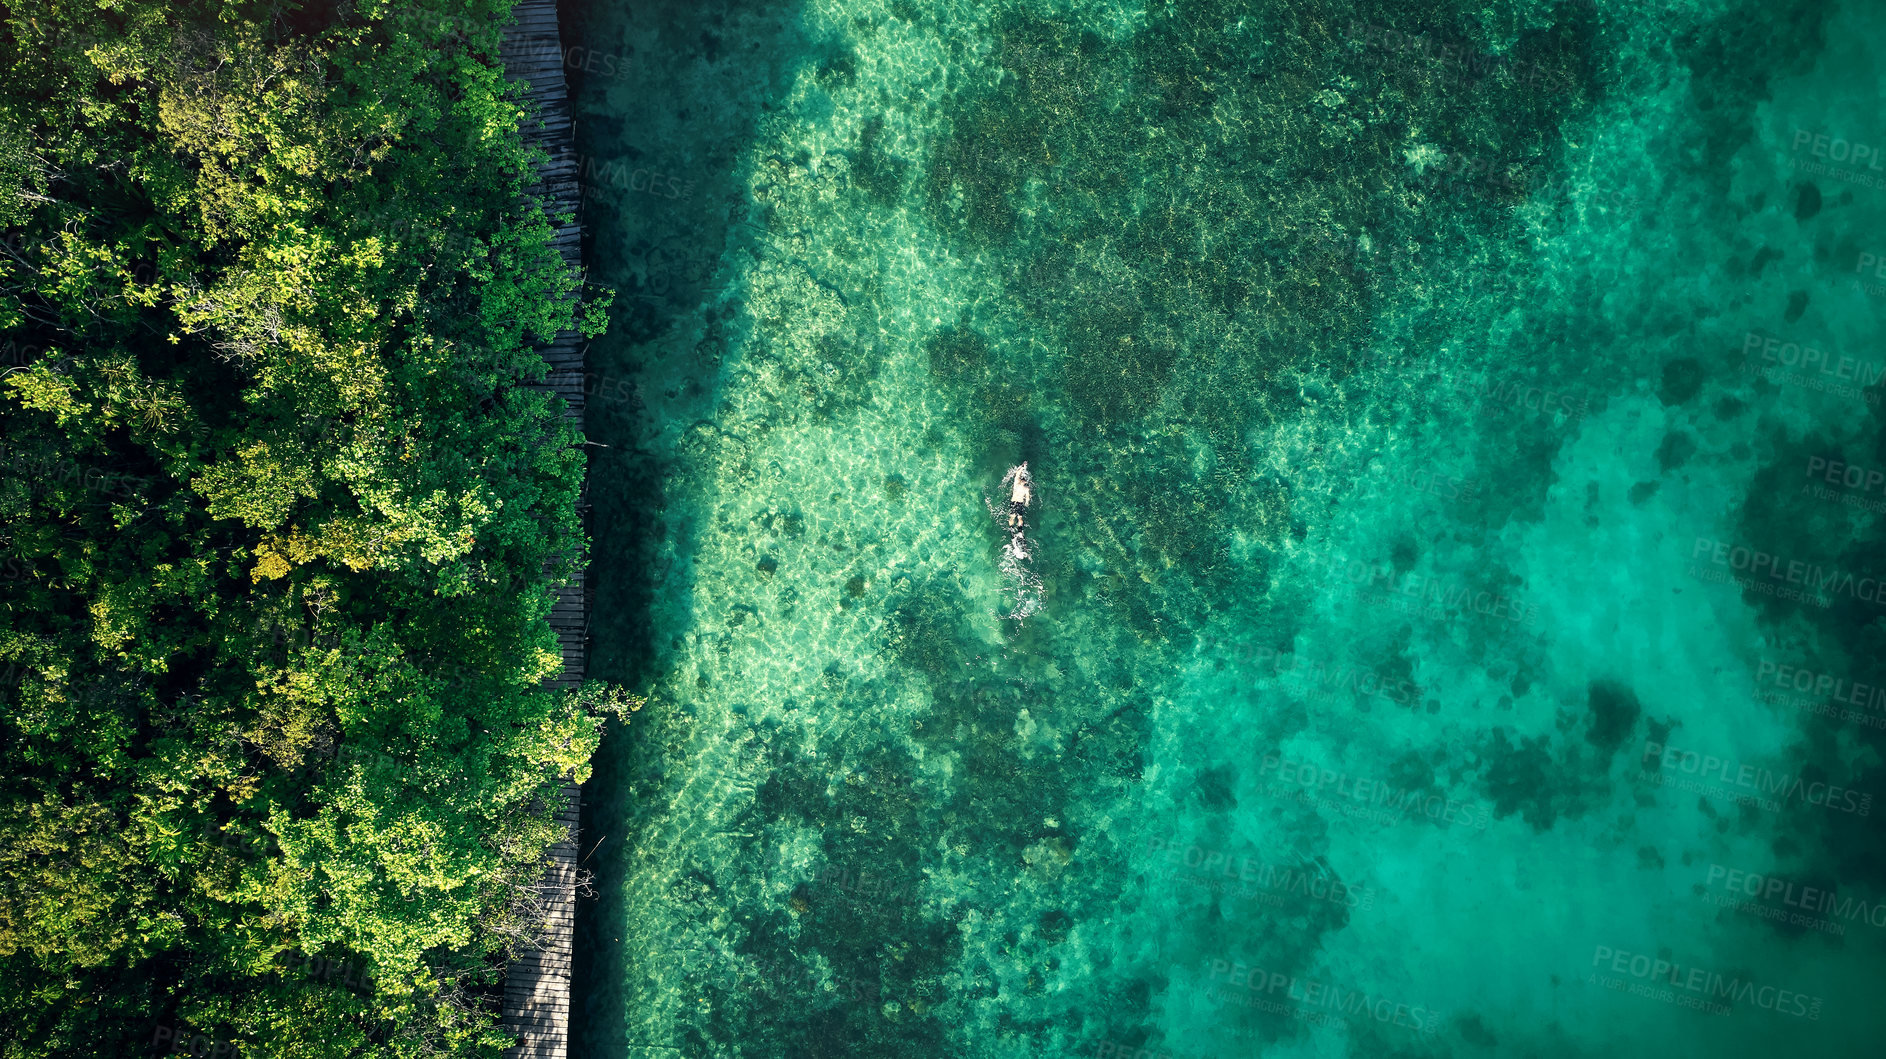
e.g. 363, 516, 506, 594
0, 2, 624, 1055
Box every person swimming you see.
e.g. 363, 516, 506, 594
994, 463, 1042, 621
1006, 461, 1033, 533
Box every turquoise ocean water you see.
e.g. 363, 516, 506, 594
562, 0, 1886, 1054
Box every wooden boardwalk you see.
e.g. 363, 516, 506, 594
499, 2, 589, 1058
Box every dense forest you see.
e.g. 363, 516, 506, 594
0, 1, 627, 1055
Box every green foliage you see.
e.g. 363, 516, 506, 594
0, 1, 626, 1055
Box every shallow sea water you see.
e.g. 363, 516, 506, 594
563, 0, 1886, 1055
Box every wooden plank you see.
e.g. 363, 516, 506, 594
497, 2, 590, 1058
